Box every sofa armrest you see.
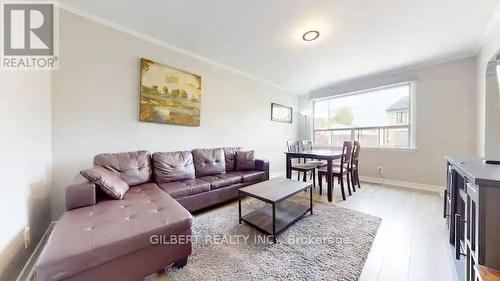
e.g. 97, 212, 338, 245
66, 174, 97, 211
255, 159, 269, 172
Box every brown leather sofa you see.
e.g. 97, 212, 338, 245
158, 148, 269, 212
36, 147, 269, 281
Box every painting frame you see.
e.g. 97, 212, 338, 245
139, 58, 202, 126
271, 103, 293, 123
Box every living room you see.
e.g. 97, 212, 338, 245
1, 1, 500, 281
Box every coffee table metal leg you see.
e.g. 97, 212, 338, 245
238, 192, 242, 224
272, 203, 276, 243
310, 185, 313, 215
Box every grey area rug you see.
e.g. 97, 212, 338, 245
166, 198, 381, 281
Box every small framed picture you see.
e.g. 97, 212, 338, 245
271, 103, 293, 123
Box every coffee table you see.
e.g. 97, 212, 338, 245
238, 178, 313, 243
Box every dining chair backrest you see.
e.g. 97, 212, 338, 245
351, 140, 360, 165
300, 140, 313, 151
286, 140, 301, 153
341, 141, 353, 168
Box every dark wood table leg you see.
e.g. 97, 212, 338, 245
327, 159, 333, 202
347, 171, 352, 196
351, 168, 357, 192
286, 154, 292, 179
238, 192, 242, 224
340, 174, 346, 201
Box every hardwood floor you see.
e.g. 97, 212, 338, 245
151, 180, 459, 281
335, 183, 459, 281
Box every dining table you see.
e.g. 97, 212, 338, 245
285, 149, 343, 202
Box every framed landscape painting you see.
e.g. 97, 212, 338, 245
140, 58, 201, 126
271, 103, 293, 123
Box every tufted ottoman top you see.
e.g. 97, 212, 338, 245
36, 183, 192, 280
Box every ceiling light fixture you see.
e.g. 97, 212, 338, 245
302, 30, 320, 41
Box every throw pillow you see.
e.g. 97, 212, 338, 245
81, 166, 129, 199
236, 150, 256, 171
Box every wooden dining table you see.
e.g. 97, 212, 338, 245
285, 149, 343, 202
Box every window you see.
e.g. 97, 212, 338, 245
313, 82, 414, 148
396, 111, 408, 124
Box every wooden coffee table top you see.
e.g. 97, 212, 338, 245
239, 178, 311, 203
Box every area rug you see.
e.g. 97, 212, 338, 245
165, 198, 381, 281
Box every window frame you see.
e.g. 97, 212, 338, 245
396, 111, 408, 124
312, 81, 416, 150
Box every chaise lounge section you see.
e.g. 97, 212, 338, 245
37, 181, 192, 281
36, 147, 269, 281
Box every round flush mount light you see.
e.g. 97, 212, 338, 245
302, 30, 320, 41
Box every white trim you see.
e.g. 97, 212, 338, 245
314, 145, 418, 152
270, 172, 285, 179
16, 222, 56, 281
57, 3, 294, 94
409, 80, 417, 148
312, 80, 416, 149
308, 53, 475, 99
267, 172, 444, 195
359, 176, 444, 195
311, 80, 414, 102
478, 4, 500, 52
362, 147, 418, 152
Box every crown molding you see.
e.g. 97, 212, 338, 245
58, 3, 294, 94
478, 4, 500, 53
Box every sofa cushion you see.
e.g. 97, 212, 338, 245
192, 148, 226, 177
236, 150, 256, 171
158, 179, 210, 199
198, 174, 242, 190
36, 183, 192, 281
153, 151, 195, 183
222, 147, 240, 172
80, 167, 129, 199
227, 170, 266, 183
94, 151, 151, 186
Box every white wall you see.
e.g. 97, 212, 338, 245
50, 10, 299, 218
484, 63, 500, 159
0, 71, 52, 280
300, 57, 478, 187
477, 10, 500, 158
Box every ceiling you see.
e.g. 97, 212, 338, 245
60, 0, 500, 94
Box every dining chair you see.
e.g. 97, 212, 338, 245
300, 140, 327, 167
350, 141, 361, 191
286, 140, 317, 186
318, 141, 352, 201
300, 139, 328, 184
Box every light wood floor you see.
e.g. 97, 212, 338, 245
152, 180, 460, 281
335, 183, 459, 281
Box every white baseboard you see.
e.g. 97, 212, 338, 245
270, 172, 444, 195
270, 172, 285, 179
359, 176, 444, 195
16, 222, 56, 281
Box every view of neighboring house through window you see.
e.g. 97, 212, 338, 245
313, 82, 413, 148
395, 111, 408, 124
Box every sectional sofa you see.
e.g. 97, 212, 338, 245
36, 147, 269, 281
